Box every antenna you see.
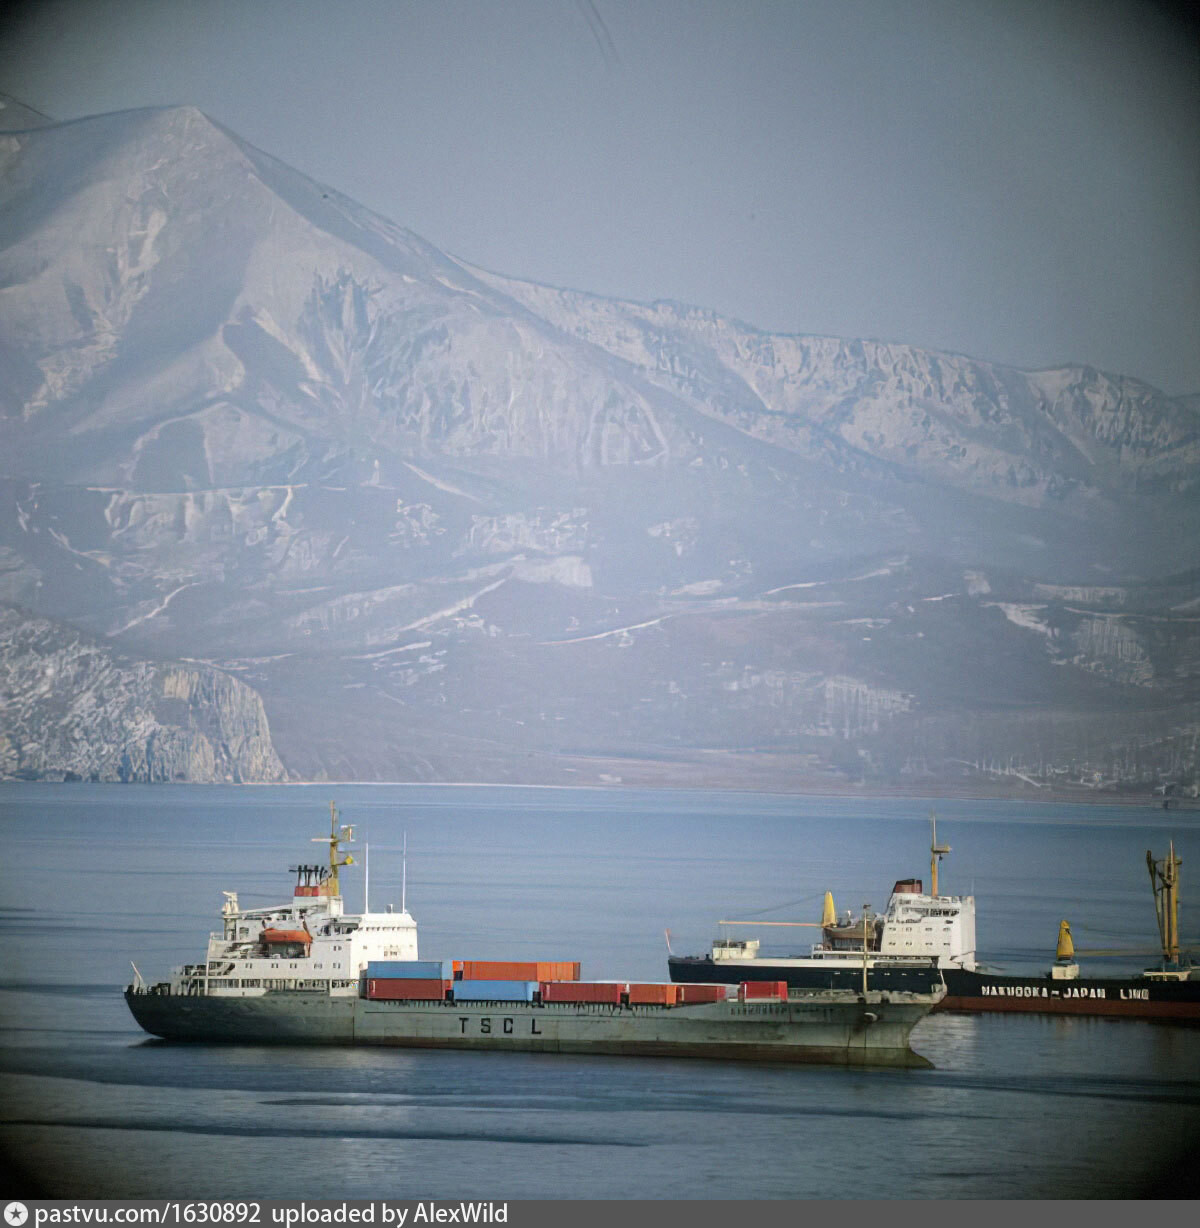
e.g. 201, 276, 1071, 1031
402, 830, 408, 915
861, 903, 871, 998
364, 834, 370, 915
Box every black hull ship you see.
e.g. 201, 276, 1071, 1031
938, 967, 1200, 1018
668, 821, 1198, 1022
125, 805, 943, 1068
669, 816, 971, 998
668, 953, 944, 996
939, 844, 1199, 1019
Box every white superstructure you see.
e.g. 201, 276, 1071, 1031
711, 878, 976, 973
163, 804, 418, 998
693, 816, 976, 980
818, 814, 976, 971
872, 878, 976, 970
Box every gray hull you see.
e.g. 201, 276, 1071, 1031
125, 989, 937, 1068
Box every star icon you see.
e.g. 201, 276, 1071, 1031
4, 1205, 28, 1227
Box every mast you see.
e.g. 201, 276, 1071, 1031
930, 811, 950, 897
402, 830, 408, 915
861, 903, 870, 997
1147, 842, 1183, 967
312, 800, 355, 898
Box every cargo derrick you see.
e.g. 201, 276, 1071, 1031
667, 818, 1198, 1021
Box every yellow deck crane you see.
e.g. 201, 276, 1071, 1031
1146, 842, 1187, 979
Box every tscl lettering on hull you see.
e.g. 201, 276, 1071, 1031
980, 985, 1108, 999
458, 1015, 542, 1035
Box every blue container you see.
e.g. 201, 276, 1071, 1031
450, 979, 538, 1003
365, 960, 452, 980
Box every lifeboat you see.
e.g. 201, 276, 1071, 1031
260, 928, 312, 946
823, 917, 882, 948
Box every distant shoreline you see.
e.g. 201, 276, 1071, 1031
4, 774, 1198, 813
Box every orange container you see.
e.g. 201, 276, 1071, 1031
627, 983, 680, 1006
738, 980, 789, 1003
540, 961, 582, 982
540, 981, 625, 1004
462, 960, 581, 982
676, 984, 729, 1005
461, 961, 537, 981
452, 960, 464, 976
366, 978, 450, 1001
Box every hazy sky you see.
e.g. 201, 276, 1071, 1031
2, 0, 1197, 393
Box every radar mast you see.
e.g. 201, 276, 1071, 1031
310, 801, 355, 898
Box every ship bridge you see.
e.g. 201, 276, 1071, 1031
877, 878, 976, 970
175, 804, 420, 997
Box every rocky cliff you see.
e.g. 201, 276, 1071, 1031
0, 604, 287, 781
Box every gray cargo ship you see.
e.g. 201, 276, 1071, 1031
124, 805, 942, 1068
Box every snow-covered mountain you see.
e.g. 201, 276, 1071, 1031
2, 104, 1198, 791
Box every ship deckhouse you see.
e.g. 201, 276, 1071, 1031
672, 815, 977, 993
871, 878, 976, 970
818, 816, 976, 970
711, 877, 976, 974
169, 804, 419, 998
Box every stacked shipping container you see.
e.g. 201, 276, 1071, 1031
366, 978, 451, 1001
361, 961, 736, 1008
540, 981, 625, 1004
676, 984, 730, 1005
626, 983, 680, 1006
366, 960, 452, 980
364, 961, 453, 1001
460, 961, 581, 982
738, 980, 790, 1003
450, 980, 539, 1003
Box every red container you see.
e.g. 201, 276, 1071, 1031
627, 983, 680, 1006
676, 984, 729, 1005
540, 981, 625, 1004
462, 960, 581, 982
366, 978, 450, 1001
738, 980, 789, 1003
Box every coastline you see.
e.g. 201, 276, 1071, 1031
4, 771, 1197, 813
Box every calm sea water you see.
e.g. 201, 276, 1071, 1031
1, 783, 1198, 1199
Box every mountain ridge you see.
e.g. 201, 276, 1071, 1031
2, 103, 1199, 792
